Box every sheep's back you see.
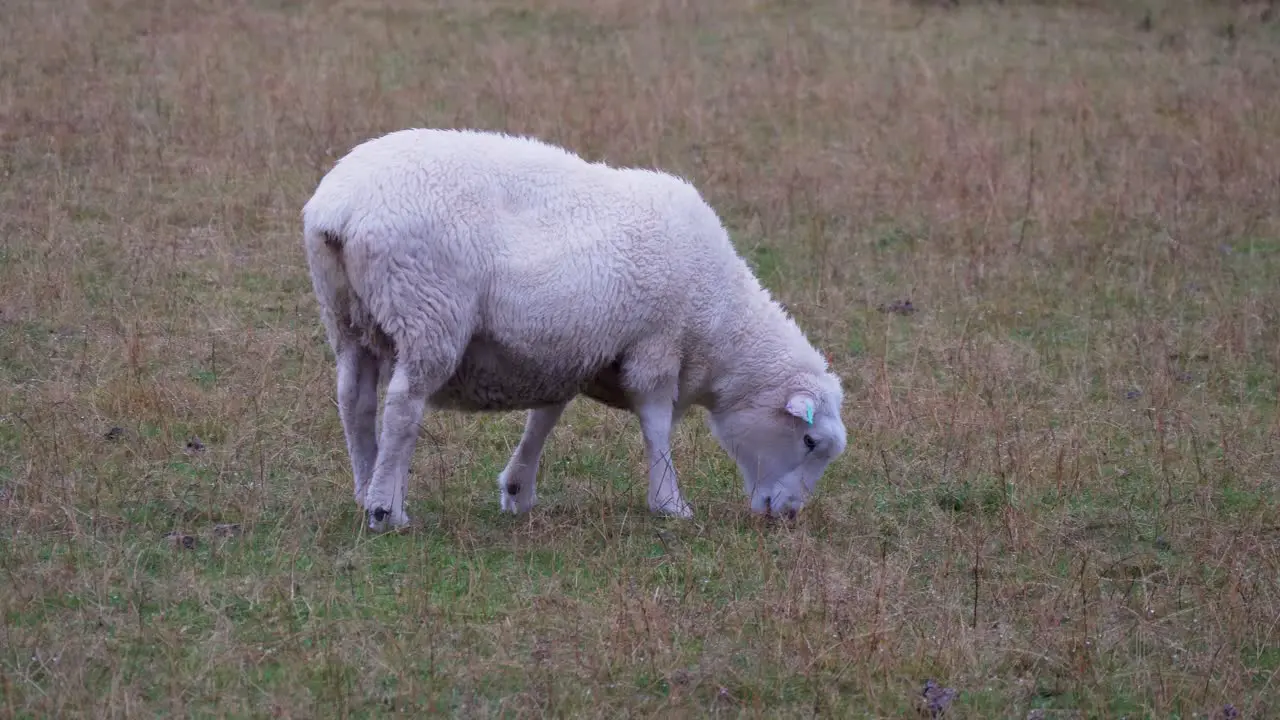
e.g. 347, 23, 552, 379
306, 128, 747, 411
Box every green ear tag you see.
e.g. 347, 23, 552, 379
805, 403, 814, 425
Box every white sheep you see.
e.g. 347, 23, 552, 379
302, 128, 847, 532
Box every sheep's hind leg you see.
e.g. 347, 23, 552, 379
335, 344, 381, 506
498, 403, 567, 515
363, 343, 462, 533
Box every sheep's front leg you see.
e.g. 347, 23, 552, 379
336, 345, 381, 505
498, 403, 567, 515
634, 390, 693, 519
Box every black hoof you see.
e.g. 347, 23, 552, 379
371, 508, 388, 523
506, 482, 520, 496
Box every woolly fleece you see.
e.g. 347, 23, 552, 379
303, 128, 847, 530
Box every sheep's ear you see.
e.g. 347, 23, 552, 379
785, 392, 816, 425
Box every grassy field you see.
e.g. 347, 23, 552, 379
2, 0, 1279, 716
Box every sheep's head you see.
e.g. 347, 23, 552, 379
708, 370, 847, 519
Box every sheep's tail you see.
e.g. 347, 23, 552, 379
307, 227, 348, 288
303, 216, 359, 343
304, 218, 396, 375
316, 228, 344, 251
304, 220, 350, 306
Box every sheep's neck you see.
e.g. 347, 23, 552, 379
699, 273, 826, 415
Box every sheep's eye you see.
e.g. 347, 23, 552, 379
803, 434, 816, 452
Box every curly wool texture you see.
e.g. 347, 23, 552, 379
303, 128, 847, 527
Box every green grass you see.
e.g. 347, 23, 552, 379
3, 0, 1280, 717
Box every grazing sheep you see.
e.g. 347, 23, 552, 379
302, 128, 847, 532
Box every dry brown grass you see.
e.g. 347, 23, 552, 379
2, 0, 1279, 716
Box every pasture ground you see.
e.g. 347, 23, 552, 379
2, 0, 1279, 716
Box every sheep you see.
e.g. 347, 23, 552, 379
302, 128, 848, 532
